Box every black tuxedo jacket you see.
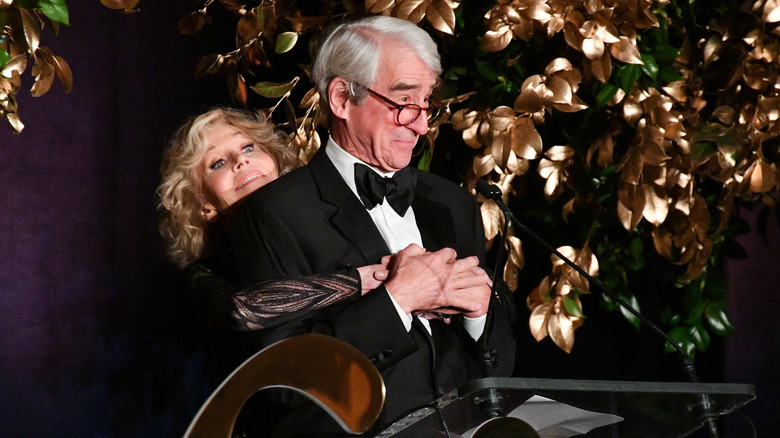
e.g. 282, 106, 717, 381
232, 146, 516, 434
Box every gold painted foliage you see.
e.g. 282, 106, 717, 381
482, 0, 649, 82
457, 0, 779, 353
1, 0, 73, 133
526, 245, 597, 353
366, 0, 460, 35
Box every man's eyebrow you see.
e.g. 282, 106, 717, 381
389, 81, 437, 93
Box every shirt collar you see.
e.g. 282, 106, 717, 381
325, 136, 396, 199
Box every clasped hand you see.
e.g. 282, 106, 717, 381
359, 244, 492, 319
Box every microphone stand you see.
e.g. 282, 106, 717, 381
475, 179, 720, 438
474, 207, 508, 420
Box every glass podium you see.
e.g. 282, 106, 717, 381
376, 377, 756, 438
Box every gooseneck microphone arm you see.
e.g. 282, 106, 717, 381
474, 179, 719, 438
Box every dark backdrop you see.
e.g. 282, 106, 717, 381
0, 2, 777, 437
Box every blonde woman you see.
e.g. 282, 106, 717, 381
157, 107, 387, 333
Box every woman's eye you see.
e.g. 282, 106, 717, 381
242, 144, 254, 153
209, 159, 225, 170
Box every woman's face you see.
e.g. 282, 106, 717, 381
198, 122, 278, 221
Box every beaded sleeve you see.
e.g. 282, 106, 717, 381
185, 263, 361, 332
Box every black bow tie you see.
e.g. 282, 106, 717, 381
354, 163, 416, 216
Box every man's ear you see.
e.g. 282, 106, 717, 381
200, 202, 218, 223
328, 77, 352, 119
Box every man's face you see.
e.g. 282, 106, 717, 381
340, 38, 438, 172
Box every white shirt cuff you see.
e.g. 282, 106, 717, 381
463, 314, 487, 341
386, 287, 413, 332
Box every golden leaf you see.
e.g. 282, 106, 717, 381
548, 308, 576, 353
366, 0, 396, 14
545, 57, 574, 76
51, 55, 73, 94
528, 275, 551, 308
463, 121, 484, 149
703, 36, 721, 65
480, 201, 503, 242
451, 108, 478, 130
643, 140, 670, 166
178, 11, 208, 36
426, 0, 458, 35
538, 160, 564, 199
506, 234, 524, 272
609, 36, 643, 64
651, 227, 673, 259
220, 0, 245, 15
682, 239, 713, 281
582, 34, 605, 60
562, 21, 583, 52
30, 55, 55, 97
617, 184, 644, 230
472, 151, 496, 177
623, 98, 643, 124
511, 17, 536, 41
551, 246, 576, 271
396, 0, 427, 24
237, 11, 263, 45
194, 54, 225, 79
246, 40, 270, 68
662, 80, 687, 103
227, 69, 248, 106
588, 53, 612, 83
6, 111, 24, 133
713, 105, 735, 125
482, 25, 513, 52
588, 131, 615, 168
299, 87, 320, 109
20, 8, 41, 55
100, 0, 140, 12
503, 260, 520, 292
514, 87, 545, 117
511, 119, 543, 160
546, 75, 574, 105
545, 144, 574, 161
491, 130, 512, 170
529, 301, 552, 342
642, 183, 669, 225
487, 106, 516, 131
619, 145, 644, 185
1, 55, 27, 79
748, 160, 777, 192
762, 0, 780, 23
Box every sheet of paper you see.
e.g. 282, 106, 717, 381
462, 395, 623, 438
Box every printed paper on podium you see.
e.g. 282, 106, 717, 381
463, 395, 624, 438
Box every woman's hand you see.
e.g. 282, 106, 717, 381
357, 258, 390, 294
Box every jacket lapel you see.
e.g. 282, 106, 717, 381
411, 173, 456, 252
308, 149, 391, 264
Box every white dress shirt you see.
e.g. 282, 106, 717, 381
325, 138, 486, 340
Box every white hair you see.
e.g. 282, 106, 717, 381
312, 16, 441, 114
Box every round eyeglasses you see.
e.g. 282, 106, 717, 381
365, 87, 444, 127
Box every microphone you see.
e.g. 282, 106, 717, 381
474, 179, 720, 438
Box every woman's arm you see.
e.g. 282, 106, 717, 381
185, 263, 367, 332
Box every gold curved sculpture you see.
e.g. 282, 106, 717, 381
183, 333, 385, 437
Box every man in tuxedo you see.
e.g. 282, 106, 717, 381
232, 15, 516, 434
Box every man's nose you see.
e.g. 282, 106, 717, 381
407, 111, 429, 135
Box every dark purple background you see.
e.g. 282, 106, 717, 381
0, 2, 777, 436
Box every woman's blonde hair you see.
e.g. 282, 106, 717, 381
157, 107, 298, 268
